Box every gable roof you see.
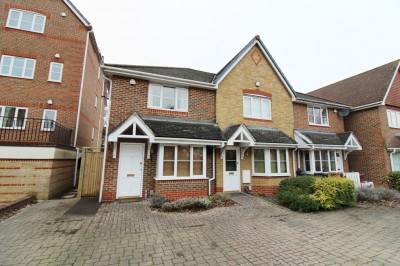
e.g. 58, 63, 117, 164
64, 0, 91, 28
308, 60, 400, 108
105, 65, 215, 83
213, 35, 297, 98
294, 129, 361, 150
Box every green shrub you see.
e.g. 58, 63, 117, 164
386, 172, 400, 190
277, 176, 320, 212
161, 197, 212, 212
357, 187, 400, 202
209, 193, 231, 204
310, 176, 356, 210
150, 193, 169, 208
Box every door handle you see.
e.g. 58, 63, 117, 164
127, 174, 135, 177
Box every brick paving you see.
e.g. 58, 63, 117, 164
1, 194, 400, 265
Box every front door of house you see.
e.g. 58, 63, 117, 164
223, 147, 241, 192
336, 151, 344, 172
117, 143, 144, 198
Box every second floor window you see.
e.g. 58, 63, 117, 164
0, 55, 36, 79
148, 84, 188, 112
0, 106, 28, 129
387, 109, 400, 129
48, 62, 64, 82
6, 9, 46, 33
243, 95, 271, 120
308, 106, 328, 126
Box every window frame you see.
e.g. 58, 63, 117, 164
0, 106, 28, 129
6, 9, 47, 34
0, 55, 36, 79
313, 150, 338, 173
243, 94, 272, 120
390, 151, 400, 171
48, 62, 64, 83
307, 106, 329, 126
41, 109, 57, 131
157, 145, 207, 180
252, 148, 289, 176
387, 109, 400, 129
148, 83, 188, 112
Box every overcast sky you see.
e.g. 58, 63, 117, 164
73, 0, 400, 93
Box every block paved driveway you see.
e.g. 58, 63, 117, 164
1, 194, 400, 266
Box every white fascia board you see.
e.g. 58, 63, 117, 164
344, 133, 362, 148
382, 62, 400, 105
154, 138, 223, 146
253, 143, 298, 148
0, 146, 76, 159
294, 130, 313, 144
63, 0, 91, 28
103, 66, 217, 90
350, 102, 382, 111
227, 124, 255, 146
313, 145, 347, 150
293, 99, 350, 109
108, 114, 155, 142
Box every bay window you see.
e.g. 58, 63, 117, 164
148, 84, 188, 112
252, 148, 289, 176
0, 106, 28, 129
160, 145, 206, 179
243, 95, 271, 120
308, 106, 328, 126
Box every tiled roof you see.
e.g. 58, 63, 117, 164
295, 92, 349, 107
141, 116, 223, 140
308, 60, 399, 107
247, 125, 297, 144
105, 64, 216, 83
296, 129, 351, 146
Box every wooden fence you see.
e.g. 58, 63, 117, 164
77, 148, 103, 198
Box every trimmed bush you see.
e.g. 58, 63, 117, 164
209, 193, 231, 204
277, 176, 320, 212
386, 172, 400, 190
357, 187, 400, 202
161, 197, 212, 212
150, 193, 169, 208
311, 176, 356, 210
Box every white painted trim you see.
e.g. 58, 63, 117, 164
293, 99, 350, 109
62, 0, 90, 27
116, 143, 145, 199
294, 130, 313, 144
243, 95, 272, 120
252, 148, 290, 176
227, 124, 255, 146
74, 30, 91, 147
0, 55, 36, 79
48, 62, 64, 83
0, 146, 76, 159
108, 114, 155, 142
103, 66, 217, 90
154, 137, 223, 146
148, 83, 188, 112
350, 102, 382, 111
382, 62, 400, 104
41, 109, 57, 131
223, 146, 241, 192
307, 106, 329, 126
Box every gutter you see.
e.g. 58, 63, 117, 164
74, 30, 91, 147
99, 76, 113, 203
103, 66, 217, 90
350, 102, 382, 112
293, 99, 350, 109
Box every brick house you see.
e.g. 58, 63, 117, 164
0, 0, 104, 202
101, 36, 361, 201
308, 60, 400, 184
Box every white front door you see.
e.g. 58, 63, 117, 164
117, 143, 144, 198
336, 151, 344, 172
223, 147, 241, 192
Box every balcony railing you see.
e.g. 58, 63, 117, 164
0, 117, 73, 147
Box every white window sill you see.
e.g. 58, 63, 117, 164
48, 80, 62, 83
244, 116, 272, 121
308, 123, 330, 127
148, 107, 188, 113
6, 25, 44, 34
154, 176, 209, 181
252, 173, 290, 177
0, 74, 33, 80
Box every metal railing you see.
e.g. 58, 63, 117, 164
0, 116, 72, 147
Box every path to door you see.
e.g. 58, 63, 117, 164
1, 194, 400, 265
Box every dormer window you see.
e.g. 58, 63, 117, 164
308, 106, 328, 126
148, 84, 188, 112
6, 9, 46, 34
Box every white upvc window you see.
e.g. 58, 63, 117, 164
48, 62, 64, 82
387, 109, 400, 129
302, 150, 312, 172
158, 145, 206, 179
148, 84, 188, 112
0, 55, 36, 79
252, 148, 289, 176
308, 106, 329, 126
314, 150, 337, 173
41, 109, 57, 131
243, 95, 271, 120
391, 152, 400, 171
0, 106, 28, 129
6, 9, 46, 33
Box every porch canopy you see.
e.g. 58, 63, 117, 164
294, 129, 362, 157
108, 113, 224, 158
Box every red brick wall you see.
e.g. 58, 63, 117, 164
344, 108, 388, 183
1, 1, 103, 147
108, 76, 216, 132
293, 103, 345, 132
155, 179, 208, 201
385, 70, 400, 108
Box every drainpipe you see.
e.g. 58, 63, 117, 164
292, 147, 298, 177
99, 76, 113, 203
208, 148, 216, 195
74, 30, 91, 147
96, 77, 105, 147
73, 147, 80, 187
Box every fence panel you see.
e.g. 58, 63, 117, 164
78, 148, 103, 197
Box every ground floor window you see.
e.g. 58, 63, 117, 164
391, 152, 400, 171
302, 150, 341, 173
252, 148, 289, 176
159, 145, 206, 179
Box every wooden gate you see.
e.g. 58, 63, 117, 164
78, 147, 103, 198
